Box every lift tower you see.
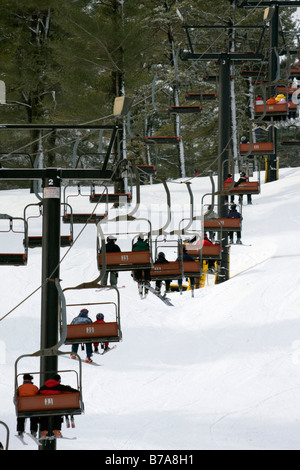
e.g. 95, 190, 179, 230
0, 123, 119, 449
237, 1, 300, 181
181, 25, 263, 281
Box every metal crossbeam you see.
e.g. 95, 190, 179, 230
238, 1, 300, 6
0, 168, 113, 181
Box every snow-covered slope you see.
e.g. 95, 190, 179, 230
1, 167, 300, 450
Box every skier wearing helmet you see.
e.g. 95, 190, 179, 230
94, 313, 109, 353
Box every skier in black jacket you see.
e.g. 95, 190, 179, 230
227, 204, 242, 244
39, 374, 78, 438
100, 235, 121, 286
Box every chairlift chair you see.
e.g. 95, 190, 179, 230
97, 222, 153, 273
279, 124, 300, 146
136, 165, 156, 175
240, 70, 266, 79
0, 421, 10, 450
169, 105, 202, 114
185, 92, 217, 101
239, 141, 274, 155
23, 202, 73, 248
62, 184, 108, 224
0, 215, 28, 265
145, 136, 180, 145
90, 186, 132, 204
14, 351, 84, 419
61, 285, 122, 345
90, 160, 134, 204
203, 75, 218, 82
186, 242, 221, 261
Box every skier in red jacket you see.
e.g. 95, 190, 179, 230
94, 313, 109, 353
39, 374, 78, 438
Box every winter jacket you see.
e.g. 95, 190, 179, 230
234, 176, 248, 187
105, 240, 121, 253
39, 379, 78, 395
224, 176, 232, 184
177, 251, 195, 262
132, 239, 149, 251
203, 236, 213, 246
227, 208, 241, 219
71, 312, 93, 325
18, 381, 39, 397
154, 253, 169, 264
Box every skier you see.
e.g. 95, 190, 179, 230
100, 235, 121, 287
39, 374, 78, 439
154, 252, 172, 294
94, 313, 109, 353
203, 234, 217, 273
227, 204, 242, 244
234, 171, 252, 205
16, 374, 39, 439
70, 308, 93, 363
177, 247, 196, 291
132, 233, 151, 293
223, 173, 235, 204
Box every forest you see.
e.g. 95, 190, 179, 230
0, 0, 299, 186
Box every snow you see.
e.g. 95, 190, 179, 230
1, 167, 300, 451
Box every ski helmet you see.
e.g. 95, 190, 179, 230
96, 313, 104, 320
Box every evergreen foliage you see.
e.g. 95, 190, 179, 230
0, 0, 299, 181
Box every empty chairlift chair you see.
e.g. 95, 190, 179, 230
0, 215, 28, 266
24, 203, 73, 248
62, 184, 108, 224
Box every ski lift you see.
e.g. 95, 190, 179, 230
0, 421, 9, 450
97, 171, 174, 281
23, 202, 73, 248
0, 215, 28, 265
239, 121, 274, 158
62, 184, 108, 224
279, 124, 300, 146
185, 240, 222, 262
185, 92, 217, 101
203, 75, 218, 82
97, 223, 153, 273
150, 235, 202, 283
240, 69, 266, 79
150, 235, 183, 281
240, 141, 274, 155
219, 156, 260, 196
90, 160, 134, 204
290, 66, 300, 78
96, 161, 154, 274
145, 136, 180, 145
14, 350, 84, 419
61, 286, 122, 346
169, 105, 202, 114
253, 82, 289, 121
14, 279, 86, 421
204, 216, 241, 233
90, 185, 132, 204
255, 101, 289, 119
136, 165, 156, 175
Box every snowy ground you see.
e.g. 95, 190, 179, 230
1, 167, 300, 451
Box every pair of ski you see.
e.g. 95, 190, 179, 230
94, 345, 117, 356
147, 285, 174, 306
16, 432, 76, 445
68, 345, 117, 367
